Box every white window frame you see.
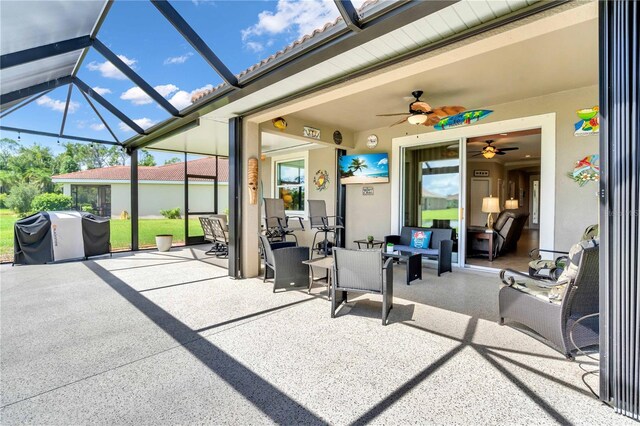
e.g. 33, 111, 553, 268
271, 152, 309, 217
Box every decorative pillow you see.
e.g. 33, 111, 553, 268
556, 238, 598, 285
410, 230, 432, 249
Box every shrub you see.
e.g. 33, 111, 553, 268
31, 193, 73, 212
6, 184, 39, 215
0, 193, 7, 208
160, 207, 181, 219
80, 204, 94, 213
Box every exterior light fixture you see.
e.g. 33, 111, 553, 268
482, 195, 501, 229
505, 198, 519, 209
407, 114, 428, 125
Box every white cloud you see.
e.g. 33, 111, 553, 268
119, 118, 157, 132
168, 84, 213, 110
87, 55, 136, 80
36, 96, 79, 113
245, 41, 264, 53
377, 158, 388, 167
92, 86, 112, 96
90, 123, 106, 131
120, 84, 179, 105
164, 52, 193, 65
241, 0, 337, 47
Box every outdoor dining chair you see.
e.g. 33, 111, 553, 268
263, 197, 304, 243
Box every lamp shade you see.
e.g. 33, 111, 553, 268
482, 196, 501, 213
505, 199, 519, 209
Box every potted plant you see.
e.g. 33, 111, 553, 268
155, 234, 173, 252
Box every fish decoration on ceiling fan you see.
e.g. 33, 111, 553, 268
434, 109, 493, 131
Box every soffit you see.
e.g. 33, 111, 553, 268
289, 17, 597, 133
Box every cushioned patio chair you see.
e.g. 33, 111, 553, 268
331, 248, 394, 325
528, 224, 598, 279
263, 198, 304, 243
499, 239, 599, 359
259, 235, 310, 292
308, 199, 343, 258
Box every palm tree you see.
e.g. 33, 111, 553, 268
349, 157, 368, 174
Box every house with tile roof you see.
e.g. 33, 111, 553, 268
52, 157, 228, 218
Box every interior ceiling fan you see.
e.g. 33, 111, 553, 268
376, 90, 466, 127
469, 140, 519, 159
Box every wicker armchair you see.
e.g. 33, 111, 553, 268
332, 248, 394, 326
499, 244, 599, 359
259, 235, 310, 293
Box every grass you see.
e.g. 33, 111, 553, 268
421, 208, 459, 221
0, 208, 205, 261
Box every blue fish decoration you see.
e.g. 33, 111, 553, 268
434, 109, 493, 130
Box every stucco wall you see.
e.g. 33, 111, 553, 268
346, 85, 599, 251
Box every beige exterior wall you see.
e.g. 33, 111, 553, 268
59, 182, 228, 218
346, 85, 599, 251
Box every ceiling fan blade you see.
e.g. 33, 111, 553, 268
467, 150, 482, 153
389, 116, 409, 127
411, 101, 432, 113
497, 147, 519, 151
376, 113, 409, 117
432, 105, 466, 118
421, 115, 441, 127
495, 151, 507, 155
471, 152, 484, 157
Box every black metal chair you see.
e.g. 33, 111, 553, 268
332, 248, 394, 326
259, 235, 310, 293
263, 198, 304, 243
199, 216, 228, 257
308, 199, 343, 258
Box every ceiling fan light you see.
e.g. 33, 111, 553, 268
483, 150, 496, 159
407, 114, 428, 125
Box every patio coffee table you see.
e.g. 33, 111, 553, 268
382, 250, 422, 285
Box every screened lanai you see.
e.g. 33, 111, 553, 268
1, 0, 639, 420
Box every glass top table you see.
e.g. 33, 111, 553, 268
382, 250, 422, 285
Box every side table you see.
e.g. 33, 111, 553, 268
353, 239, 384, 249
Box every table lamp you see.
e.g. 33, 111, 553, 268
482, 196, 501, 229
505, 198, 519, 210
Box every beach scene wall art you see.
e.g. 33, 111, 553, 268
339, 153, 389, 184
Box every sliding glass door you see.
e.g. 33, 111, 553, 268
403, 141, 461, 262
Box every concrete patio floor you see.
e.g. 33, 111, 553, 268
0, 245, 628, 425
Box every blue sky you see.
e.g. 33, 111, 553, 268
339, 153, 389, 176
1, 0, 365, 157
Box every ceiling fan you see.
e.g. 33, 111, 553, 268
376, 90, 466, 127
469, 140, 519, 159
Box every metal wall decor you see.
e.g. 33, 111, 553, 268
362, 186, 374, 196
474, 170, 490, 177
313, 169, 330, 191
303, 126, 321, 139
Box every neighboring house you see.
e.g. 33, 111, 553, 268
52, 157, 228, 218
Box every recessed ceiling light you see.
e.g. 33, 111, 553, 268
525, 154, 531, 158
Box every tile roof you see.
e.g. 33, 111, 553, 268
190, 0, 380, 104
52, 157, 229, 183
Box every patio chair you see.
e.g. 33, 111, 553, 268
498, 239, 599, 359
199, 216, 228, 257
263, 198, 304, 243
528, 224, 598, 279
308, 199, 343, 257
258, 235, 310, 292
332, 248, 394, 326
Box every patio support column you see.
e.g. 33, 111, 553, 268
130, 149, 139, 251
241, 120, 260, 278
228, 118, 242, 278
599, 0, 639, 419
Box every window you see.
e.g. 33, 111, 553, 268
71, 185, 112, 217
275, 158, 305, 212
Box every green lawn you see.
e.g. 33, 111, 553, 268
421, 208, 459, 221
0, 209, 205, 261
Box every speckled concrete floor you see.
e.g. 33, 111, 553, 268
0, 246, 629, 425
